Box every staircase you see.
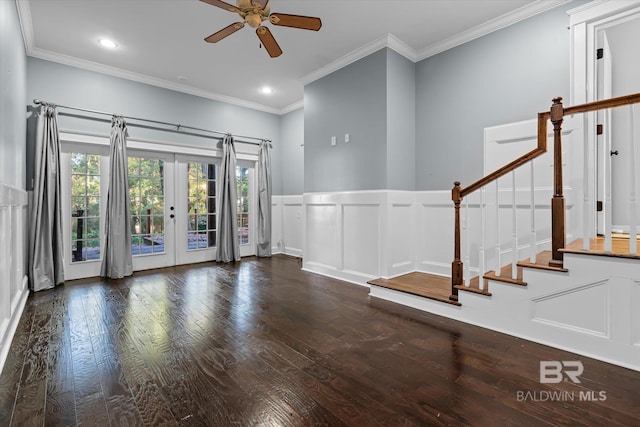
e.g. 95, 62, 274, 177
368, 93, 640, 372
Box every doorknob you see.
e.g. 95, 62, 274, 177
170, 214, 175, 219
610, 150, 619, 156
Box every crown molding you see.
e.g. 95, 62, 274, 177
299, 33, 415, 87
279, 100, 304, 115
416, 0, 572, 60
300, 1, 570, 86
28, 47, 284, 115
16, 0, 34, 51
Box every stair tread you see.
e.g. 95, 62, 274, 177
455, 275, 492, 296
483, 263, 527, 286
517, 251, 568, 272
561, 237, 640, 260
368, 272, 461, 306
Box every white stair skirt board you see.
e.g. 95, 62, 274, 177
371, 251, 640, 372
0, 182, 29, 376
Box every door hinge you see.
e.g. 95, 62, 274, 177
597, 124, 603, 135
596, 48, 604, 59
597, 201, 603, 212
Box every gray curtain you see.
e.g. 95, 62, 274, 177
29, 104, 64, 292
256, 140, 272, 257
216, 134, 240, 262
101, 116, 133, 278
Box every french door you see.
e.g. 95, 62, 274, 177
174, 155, 256, 263
62, 141, 256, 280
128, 150, 176, 271
236, 160, 256, 258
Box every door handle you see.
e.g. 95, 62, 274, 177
170, 214, 175, 219
610, 150, 619, 156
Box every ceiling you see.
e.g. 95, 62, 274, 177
18, 0, 567, 114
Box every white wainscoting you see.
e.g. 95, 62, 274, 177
297, 187, 577, 287
0, 181, 29, 376
303, 191, 416, 285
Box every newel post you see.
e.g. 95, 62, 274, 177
451, 181, 462, 302
550, 97, 565, 267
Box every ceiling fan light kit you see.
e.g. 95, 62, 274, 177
201, 0, 322, 58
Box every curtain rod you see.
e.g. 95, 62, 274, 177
32, 99, 271, 145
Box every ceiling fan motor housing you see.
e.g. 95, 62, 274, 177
236, 0, 270, 27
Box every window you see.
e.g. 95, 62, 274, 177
70, 153, 101, 262
187, 162, 216, 250
237, 166, 249, 245
128, 157, 165, 256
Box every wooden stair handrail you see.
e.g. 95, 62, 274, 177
460, 112, 550, 198
449, 92, 640, 303
563, 92, 640, 116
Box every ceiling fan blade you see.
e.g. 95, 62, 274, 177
269, 13, 322, 31
199, 0, 241, 14
205, 22, 245, 43
256, 27, 282, 58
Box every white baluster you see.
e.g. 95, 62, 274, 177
529, 161, 537, 263
479, 186, 486, 291
511, 171, 518, 278
495, 180, 501, 277
630, 105, 638, 254
464, 198, 470, 286
605, 107, 613, 252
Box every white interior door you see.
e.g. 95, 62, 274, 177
597, 17, 640, 234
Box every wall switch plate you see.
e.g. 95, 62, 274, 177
331, 136, 337, 146
344, 133, 350, 142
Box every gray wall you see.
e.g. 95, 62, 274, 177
26, 58, 283, 194
415, 4, 576, 190
0, 0, 27, 189
280, 108, 304, 195
304, 48, 388, 193
386, 49, 416, 191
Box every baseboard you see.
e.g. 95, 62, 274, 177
302, 262, 372, 287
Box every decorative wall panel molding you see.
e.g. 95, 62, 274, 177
0, 182, 29, 375
531, 279, 610, 338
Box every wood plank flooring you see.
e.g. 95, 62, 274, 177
1, 255, 639, 426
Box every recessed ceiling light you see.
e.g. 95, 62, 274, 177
260, 86, 273, 95
98, 38, 118, 49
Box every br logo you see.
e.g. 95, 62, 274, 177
540, 361, 584, 384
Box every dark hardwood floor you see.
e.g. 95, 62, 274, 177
1, 255, 639, 426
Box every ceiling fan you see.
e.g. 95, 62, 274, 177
200, 0, 322, 58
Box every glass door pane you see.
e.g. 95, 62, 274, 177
175, 156, 218, 265
70, 153, 102, 262
61, 147, 109, 281
188, 162, 216, 250
236, 162, 255, 257
128, 151, 175, 271
237, 166, 249, 245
